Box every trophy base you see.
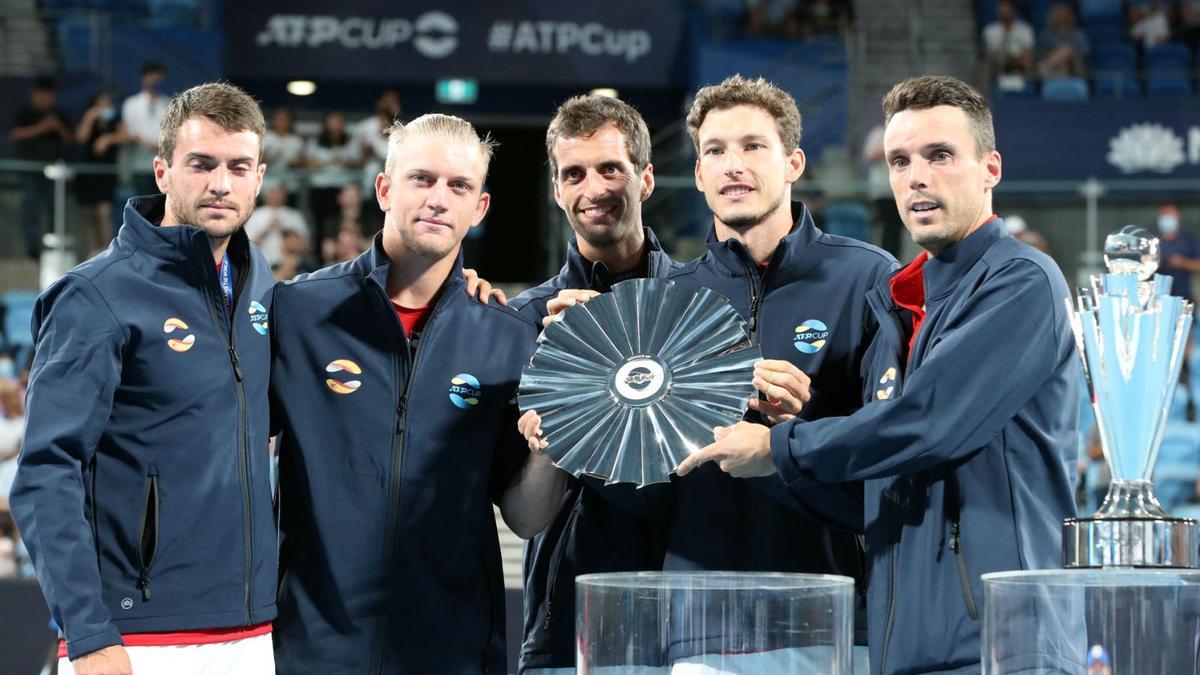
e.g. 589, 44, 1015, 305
1063, 516, 1198, 568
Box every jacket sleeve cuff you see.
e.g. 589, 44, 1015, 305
65, 626, 124, 661
770, 420, 812, 490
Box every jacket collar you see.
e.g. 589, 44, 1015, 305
703, 201, 821, 278
359, 231, 466, 298
117, 194, 251, 266
869, 217, 1008, 309
560, 226, 672, 288
922, 218, 1007, 300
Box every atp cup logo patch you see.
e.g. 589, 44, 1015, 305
248, 301, 268, 335
325, 359, 363, 395
163, 317, 195, 352
449, 373, 482, 409
793, 319, 829, 354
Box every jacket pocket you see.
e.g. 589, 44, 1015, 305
135, 465, 160, 602
950, 519, 978, 621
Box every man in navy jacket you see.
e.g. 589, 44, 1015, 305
270, 113, 566, 674
511, 95, 679, 674
11, 83, 278, 674
679, 76, 1079, 674
665, 76, 895, 670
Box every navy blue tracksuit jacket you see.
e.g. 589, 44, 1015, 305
270, 237, 539, 674
11, 195, 277, 659
511, 228, 679, 672
771, 220, 1080, 674
666, 202, 898, 654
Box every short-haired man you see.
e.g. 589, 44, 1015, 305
513, 94, 678, 674
270, 113, 565, 674
679, 75, 1079, 674
122, 62, 169, 195
8, 76, 72, 258
12, 82, 278, 675
665, 75, 896, 670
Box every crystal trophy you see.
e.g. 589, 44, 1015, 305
1063, 225, 1197, 567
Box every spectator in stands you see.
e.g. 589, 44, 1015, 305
1177, 0, 1200, 50
355, 90, 401, 180
8, 76, 71, 259
1129, 0, 1173, 48
0, 518, 17, 578
982, 0, 1036, 91
799, 0, 854, 36
263, 107, 305, 196
243, 181, 310, 269
306, 110, 361, 259
1039, 4, 1090, 79
355, 90, 402, 234
272, 230, 311, 281
74, 91, 127, 256
0, 379, 23, 508
1157, 203, 1200, 302
861, 122, 905, 255
321, 183, 366, 263
1004, 214, 1051, 254
121, 62, 168, 196
745, 0, 802, 37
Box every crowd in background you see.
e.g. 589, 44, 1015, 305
980, 0, 1200, 94
6, 62, 392, 279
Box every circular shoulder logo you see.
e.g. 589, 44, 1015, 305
793, 319, 829, 354
163, 317, 195, 352
325, 359, 363, 395
449, 373, 481, 409
248, 301, 269, 335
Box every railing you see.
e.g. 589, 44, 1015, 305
3, 160, 1199, 291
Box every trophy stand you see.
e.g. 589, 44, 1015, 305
1063, 226, 1198, 569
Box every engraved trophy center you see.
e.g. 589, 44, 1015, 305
614, 357, 668, 404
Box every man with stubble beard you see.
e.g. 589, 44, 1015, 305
12, 82, 278, 675
513, 94, 679, 674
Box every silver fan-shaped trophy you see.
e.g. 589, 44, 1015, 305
519, 278, 760, 487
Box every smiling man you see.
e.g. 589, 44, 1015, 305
11, 82, 278, 675
511, 94, 678, 675
269, 113, 565, 674
677, 75, 1079, 674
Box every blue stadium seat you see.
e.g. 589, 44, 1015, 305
1041, 77, 1090, 100
1091, 43, 1140, 97
1142, 42, 1192, 96
1145, 42, 1193, 68
823, 202, 870, 243
1078, 0, 1124, 21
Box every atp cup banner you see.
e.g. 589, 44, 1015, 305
226, 0, 684, 87
994, 98, 1200, 182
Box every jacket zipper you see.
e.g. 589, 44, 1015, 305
880, 538, 898, 674
741, 258, 765, 344
951, 520, 979, 620
203, 254, 252, 624
135, 465, 160, 601
544, 490, 584, 632
369, 283, 453, 674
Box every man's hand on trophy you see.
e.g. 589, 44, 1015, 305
543, 289, 601, 327
518, 410, 549, 454
748, 359, 811, 424
462, 268, 509, 306
675, 421, 775, 478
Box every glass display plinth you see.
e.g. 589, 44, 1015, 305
577, 572, 854, 674
982, 568, 1200, 674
